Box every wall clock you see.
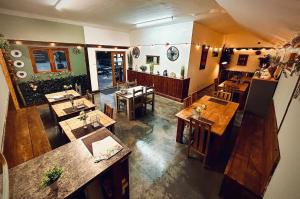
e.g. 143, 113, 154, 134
167, 46, 179, 61
132, 47, 140, 58
10, 49, 22, 58
16, 71, 27, 79
14, 60, 25, 68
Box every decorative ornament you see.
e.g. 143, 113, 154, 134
132, 47, 140, 58
13, 60, 25, 68
10, 49, 22, 58
167, 46, 179, 61
72, 47, 81, 55
16, 71, 27, 79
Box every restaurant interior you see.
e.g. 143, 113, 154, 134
0, 0, 299, 199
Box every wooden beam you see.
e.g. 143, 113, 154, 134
0, 49, 20, 110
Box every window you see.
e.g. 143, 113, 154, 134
29, 48, 71, 73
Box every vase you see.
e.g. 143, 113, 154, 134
83, 120, 88, 129
49, 180, 58, 191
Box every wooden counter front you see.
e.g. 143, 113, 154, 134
127, 70, 190, 102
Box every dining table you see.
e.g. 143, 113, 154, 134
51, 97, 96, 122
115, 85, 154, 120
59, 110, 116, 141
175, 95, 239, 143
45, 89, 81, 104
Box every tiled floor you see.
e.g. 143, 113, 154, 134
38, 85, 230, 199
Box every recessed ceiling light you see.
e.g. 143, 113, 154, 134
15, 41, 22, 45
136, 17, 173, 28
50, 43, 56, 46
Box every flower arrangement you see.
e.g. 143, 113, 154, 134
180, 66, 185, 79
140, 65, 147, 72
127, 51, 133, 70
194, 104, 207, 117
41, 166, 63, 188
79, 111, 88, 128
149, 62, 155, 74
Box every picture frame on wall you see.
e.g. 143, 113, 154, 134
146, 55, 160, 64
237, 54, 249, 66
199, 45, 209, 70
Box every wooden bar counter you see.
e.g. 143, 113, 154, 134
127, 70, 190, 102
1, 129, 131, 199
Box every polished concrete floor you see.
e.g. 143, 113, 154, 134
38, 85, 226, 199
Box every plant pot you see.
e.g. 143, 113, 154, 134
49, 180, 58, 191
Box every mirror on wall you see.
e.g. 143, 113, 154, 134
146, 55, 160, 65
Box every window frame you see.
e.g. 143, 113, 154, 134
29, 47, 71, 73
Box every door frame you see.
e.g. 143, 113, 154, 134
111, 51, 126, 87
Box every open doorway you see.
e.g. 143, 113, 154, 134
96, 51, 126, 91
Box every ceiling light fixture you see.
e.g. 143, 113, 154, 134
136, 17, 173, 28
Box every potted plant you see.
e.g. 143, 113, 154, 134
79, 111, 88, 129
41, 166, 63, 191
149, 62, 155, 74
140, 65, 147, 72
127, 51, 133, 70
180, 66, 185, 79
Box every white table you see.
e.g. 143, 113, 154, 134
115, 86, 154, 120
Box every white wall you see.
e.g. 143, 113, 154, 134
188, 22, 224, 93
0, 64, 9, 152
129, 22, 193, 77
265, 76, 300, 199
87, 47, 128, 91
84, 26, 130, 46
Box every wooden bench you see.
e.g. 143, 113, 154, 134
3, 106, 51, 168
220, 102, 280, 199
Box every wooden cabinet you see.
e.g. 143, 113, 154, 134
127, 70, 190, 102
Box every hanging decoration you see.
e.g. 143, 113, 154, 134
132, 47, 140, 58
16, 71, 27, 79
13, 60, 25, 68
10, 49, 22, 58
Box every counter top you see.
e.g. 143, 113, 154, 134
2, 128, 131, 199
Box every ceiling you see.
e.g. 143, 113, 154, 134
0, 0, 298, 45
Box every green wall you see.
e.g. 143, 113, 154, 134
10, 44, 87, 82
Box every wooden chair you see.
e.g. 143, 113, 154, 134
75, 83, 82, 95
117, 82, 128, 90
214, 78, 219, 91
213, 91, 232, 101
183, 96, 192, 108
191, 91, 198, 103
187, 117, 212, 167
127, 79, 137, 87
131, 88, 146, 119
116, 82, 128, 113
104, 104, 114, 133
145, 85, 155, 112
85, 90, 95, 104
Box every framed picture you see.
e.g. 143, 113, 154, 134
199, 45, 209, 70
237, 54, 249, 66
146, 55, 160, 64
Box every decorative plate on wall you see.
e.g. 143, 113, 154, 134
167, 46, 179, 61
13, 60, 25, 68
10, 49, 22, 58
132, 47, 140, 58
16, 71, 27, 79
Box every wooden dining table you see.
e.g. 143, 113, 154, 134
115, 85, 154, 120
175, 95, 239, 143
59, 110, 116, 141
45, 89, 81, 104
51, 97, 96, 122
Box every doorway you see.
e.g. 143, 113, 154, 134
96, 51, 126, 91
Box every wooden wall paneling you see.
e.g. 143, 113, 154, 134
0, 50, 20, 110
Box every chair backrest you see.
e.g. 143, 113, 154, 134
132, 88, 145, 105
127, 79, 137, 87
75, 83, 82, 95
117, 82, 128, 90
85, 90, 95, 103
214, 78, 219, 91
183, 96, 192, 108
214, 91, 232, 101
191, 91, 198, 103
145, 84, 154, 96
189, 117, 212, 163
104, 103, 114, 119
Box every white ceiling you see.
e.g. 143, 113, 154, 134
0, 0, 298, 44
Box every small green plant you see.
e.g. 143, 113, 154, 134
180, 66, 185, 79
41, 166, 63, 188
149, 62, 155, 74
127, 52, 133, 70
